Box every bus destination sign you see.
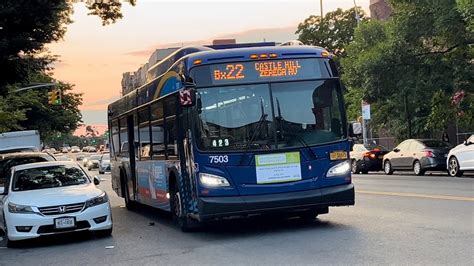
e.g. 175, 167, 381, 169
209, 59, 320, 85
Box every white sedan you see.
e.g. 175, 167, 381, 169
0, 161, 112, 247
447, 135, 474, 177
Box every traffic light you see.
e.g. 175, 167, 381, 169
48, 89, 62, 105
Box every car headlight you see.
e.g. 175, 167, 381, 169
8, 202, 36, 214
199, 173, 230, 187
326, 160, 351, 177
85, 192, 108, 208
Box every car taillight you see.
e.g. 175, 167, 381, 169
363, 152, 377, 159
424, 150, 435, 158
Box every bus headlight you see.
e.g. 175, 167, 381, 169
199, 173, 230, 187
326, 160, 351, 177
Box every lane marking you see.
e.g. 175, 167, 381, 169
357, 190, 474, 202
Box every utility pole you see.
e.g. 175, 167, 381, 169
353, 0, 361, 25
320, 0, 323, 18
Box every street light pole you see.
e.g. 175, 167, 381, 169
320, 0, 323, 18
13, 83, 59, 93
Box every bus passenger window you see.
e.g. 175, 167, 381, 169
119, 117, 128, 155
138, 108, 151, 160
151, 120, 165, 160
166, 118, 178, 159
111, 119, 119, 155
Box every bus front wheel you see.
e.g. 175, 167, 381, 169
170, 180, 200, 232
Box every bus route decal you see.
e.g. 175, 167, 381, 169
255, 152, 302, 184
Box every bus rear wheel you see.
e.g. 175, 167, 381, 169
170, 180, 200, 232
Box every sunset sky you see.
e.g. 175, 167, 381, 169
47, 0, 370, 126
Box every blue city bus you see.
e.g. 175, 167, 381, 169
108, 44, 355, 231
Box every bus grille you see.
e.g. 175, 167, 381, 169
38, 202, 85, 216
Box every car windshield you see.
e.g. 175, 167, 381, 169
12, 165, 89, 191
0, 156, 50, 186
196, 79, 345, 151
90, 155, 101, 160
422, 140, 452, 148
364, 144, 388, 151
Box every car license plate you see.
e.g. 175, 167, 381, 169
329, 151, 348, 160
54, 217, 75, 229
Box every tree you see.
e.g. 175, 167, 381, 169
5, 73, 83, 140
296, 8, 367, 57
0, 0, 134, 94
342, 0, 473, 141
0, 0, 134, 135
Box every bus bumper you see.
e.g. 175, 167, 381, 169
197, 183, 354, 221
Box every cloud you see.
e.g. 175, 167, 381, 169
124, 25, 298, 58
83, 96, 120, 107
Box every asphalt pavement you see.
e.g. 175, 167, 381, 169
1, 170, 473, 265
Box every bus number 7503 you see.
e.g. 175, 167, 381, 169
209, 155, 229, 164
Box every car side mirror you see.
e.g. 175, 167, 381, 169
0, 186, 5, 195
393, 148, 400, 152
93, 176, 100, 185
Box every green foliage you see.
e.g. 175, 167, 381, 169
296, 8, 367, 57
0, 0, 133, 136
5, 74, 83, 139
342, 0, 473, 140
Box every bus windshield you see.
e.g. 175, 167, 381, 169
196, 79, 345, 151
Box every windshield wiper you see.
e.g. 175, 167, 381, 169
239, 97, 268, 166
275, 98, 317, 160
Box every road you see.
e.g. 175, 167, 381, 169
1, 171, 473, 265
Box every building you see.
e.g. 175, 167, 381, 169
121, 47, 179, 95
370, 0, 392, 21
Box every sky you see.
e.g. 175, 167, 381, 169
47, 0, 370, 126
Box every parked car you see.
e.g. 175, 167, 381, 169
350, 143, 389, 174
87, 154, 102, 170
75, 153, 86, 162
53, 154, 74, 162
0, 152, 56, 182
1, 146, 39, 155
447, 135, 474, 177
0, 161, 112, 247
70, 146, 81, 153
82, 146, 97, 153
383, 139, 452, 176
82, 154, 92, 167
98, 154, 110, 174
61, 147, 69, 153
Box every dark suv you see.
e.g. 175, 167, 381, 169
350, 143, 389, 174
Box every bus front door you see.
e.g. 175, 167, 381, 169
127, 115, 137, 200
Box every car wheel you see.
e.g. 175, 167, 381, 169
3, 213, 16, 248
384, 160, 394, 175
170, 180, 200, 232
413, 160, 424, 176
351, 160, 359, 174
448, 156, 463, 177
